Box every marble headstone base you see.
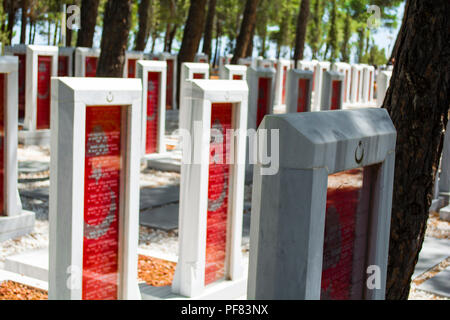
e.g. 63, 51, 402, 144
0, 210, 35, 242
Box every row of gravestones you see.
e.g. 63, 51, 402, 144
0, 48, 402, 300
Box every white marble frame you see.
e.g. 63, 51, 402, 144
219, 55, 233, 79
194, 53, 209, 64
332, 62, 351, 106
312, 61, 331, 112
74, 47, 101, 77
274, 58, 291, 107
285, 69, 314, 114
247, 67, 276, 130
136, 60, 167, 157
25, 45, 58, 132
350, 64, 364, 106
124, 51, 144, 78
362, 65, 375, 104
0, 56, 20, 217
58, 47, 75, 77
248, 108, 396, 300
222, 65, 247, 81
49, 77, 142, 300
238, 57, 256, 68
158, 52, 178, 110
179, 63, 210, 112
172, 79, 248, 298
376, 71, 392, 108
321, 71, 345, 111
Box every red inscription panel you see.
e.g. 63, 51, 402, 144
0, 74, 4, 216
331, 80, 342, 111
58, 55, 69, 77
205, 103, 233, 286
282, 66, 287, 104
232, 74, 243, 80
256, 78, 271, 128
15, 54, 26, 120
127, 59, 137, 78
321, 168, 371, 300
297, 79, 310, 113
83, 105, 123, 300
193, 73, 205, 79
36, 56, 52, 130
146, 72, 160, 154
166, 59, 174, 110
85, 56, 98, 77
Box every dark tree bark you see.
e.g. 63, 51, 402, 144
76, 0, 100, 48
135, 0, 152, 51
177, 0, 208, 104
96, 0, 132, 77
231, 0, 259, 64
66, 23, 73, 47
202, 0, 217, 60
388, 0, 410, 65
293, 0, 310, 67
167, 24, 178, 53
20, 0, 28, 44
5, 0, 18, 45
245, 19, 255, 58
383, 0, 450, 300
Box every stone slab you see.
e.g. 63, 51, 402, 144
146, 155, 181, 173
4, 247, 48, 282
0, 269, 48, 292
413, 237, 450, 278
0, 210, 35, 242
439, 205, 450, 222
418, 267, 450, 298
139, 204, 179, 231
140, 185, 180, 211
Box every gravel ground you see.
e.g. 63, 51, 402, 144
1, 143, 449, 300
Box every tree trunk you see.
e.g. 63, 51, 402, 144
53, 19, 59, 46
163, 23, 171, 52
168, 24, 178, 53
231, 0, 259, 64
97, 0, 132, 77
76, 0, 100, 48
6, 1, 18, 45
20, 0, 28, 44
340, 8, 351, 62
134, 0, 151, 51
327, 0, 338, 62
202, 0, 217, 59
383, 0, 450, 300
245, 21, 255, 58
293, 0, 310, 67
388, 0, 410, 65
66, 23, 73, 47
177, 0, 208, 104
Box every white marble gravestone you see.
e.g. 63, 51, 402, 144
218, 54, 233, 79
221, 65, 247, 81
274, 59, 291, 108
0, 56, 35, 242
248, 108, 396, 300
49, 77, 142, 300
312, 61, 331, 112
74, 47, 101, 77
179, 62, 210, 112
58, 47, 74, 77
332, 62, 351, 107
362, 65, 375, 105
5, 45, 58, 145
321, 71, 345, 111
194, 53, 209, 64
376, 71, 392, 108
350, 64, 364, 106
285, 69, 313, 114
172, 79, 248, 299
124, 51, 144, 78
238, 57, 256, 68
158, 52, 178, 110
247, 66, 276, 131
137, 60, 167, 159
